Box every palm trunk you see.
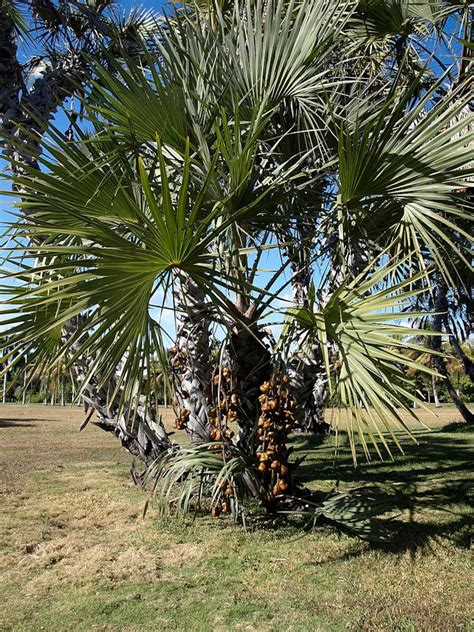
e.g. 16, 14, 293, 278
431, 283, 474, 424
171, 275, 212, 443
22, 369, 27, 404
227, 311, 272, 437
279, 229, 328, 432
432, 374, 441, 408
0, 6, 21, 147
63, 319, 172, 467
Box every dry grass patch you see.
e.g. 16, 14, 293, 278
0, 404, 472, 631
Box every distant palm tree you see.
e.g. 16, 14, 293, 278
1, 0, 159, 172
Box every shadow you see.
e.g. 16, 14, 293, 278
0, 419, 38, 428
290, 425, 473, 554
441, 421, 472, 433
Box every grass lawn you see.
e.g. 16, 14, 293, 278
0, 404, 472, 631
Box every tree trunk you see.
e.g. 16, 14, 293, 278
431, 283, 474, 424
432, 374, 441, 408
22, 368, 27, 405
0, 6, 21, 151
171, 275, 212, 443
62, 318, 173, 467
227, 313, 273, 438
278, 228, 328, 433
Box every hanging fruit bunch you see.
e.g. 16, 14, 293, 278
207, 365, 237, 442
211, 478, 235, 517
256, 374, 296, 499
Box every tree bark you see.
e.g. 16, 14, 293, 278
278, 228, 329, 432
432, 374, 441, 408
227, 310, 273, 436
431, 283, 474, 424
171, 275, 212, 443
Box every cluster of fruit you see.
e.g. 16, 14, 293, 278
256, 375, 295, 496
211, 480, 234, 517
173, 407, 188, 430
207, 366, 238, 442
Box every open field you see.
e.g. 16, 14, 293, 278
0, 404, 473, 631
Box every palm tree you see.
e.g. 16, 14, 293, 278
1, 0, 473, 518
1, 0, 160, 173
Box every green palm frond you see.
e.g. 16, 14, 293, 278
144, 441, 264, 522
348, 0, 451, 45
286, 259, 443, 462
1, 133, 245, 402
334, 78, 474, 284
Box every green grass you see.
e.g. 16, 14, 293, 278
0, 405, 472, 631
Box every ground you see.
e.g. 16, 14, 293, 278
0, 404, 472, 632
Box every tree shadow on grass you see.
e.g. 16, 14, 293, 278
0, 419, 38, 428
290, 426, 473, 554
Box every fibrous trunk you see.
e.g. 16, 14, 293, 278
170, 275, 212, 443
280, 229, 328, 433
227, 316, 272, 439
62, 319, 172, 467
431, 283, 474, 424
